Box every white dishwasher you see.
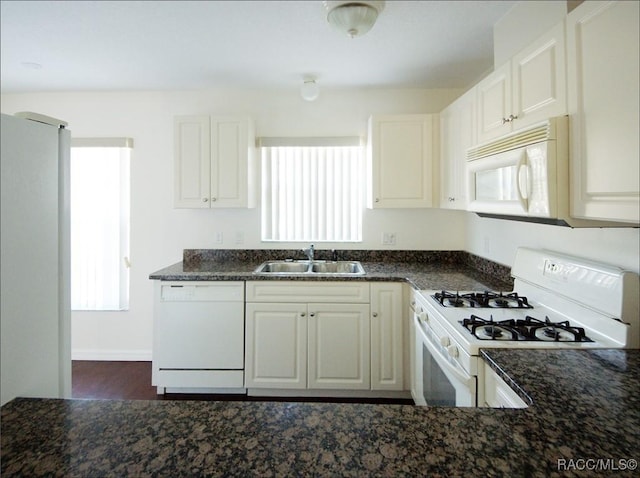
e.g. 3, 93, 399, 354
152, 281, 245, 394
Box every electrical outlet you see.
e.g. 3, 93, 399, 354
382, 232, 396, 245
213, 232, 223, 244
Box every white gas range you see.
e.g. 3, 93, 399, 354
410, 248, 639, 407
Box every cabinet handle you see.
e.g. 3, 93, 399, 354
372, 312, 378, 317
309, 312, 315, 317
375, 198, 380, 203
202, 198, 209, 202
448, 197, 455, 202
501, 114, 518, 124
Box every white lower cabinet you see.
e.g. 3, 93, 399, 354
244, 303, 307, 389
245, 282, 370, 391
307, 303, 370, 389
482, 362, 527, 409
370, 282, 404, 390
245, 281, 404, 394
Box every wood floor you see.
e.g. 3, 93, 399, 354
72, 361, 413, 404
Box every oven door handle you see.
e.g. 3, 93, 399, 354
414, 316, 473, 386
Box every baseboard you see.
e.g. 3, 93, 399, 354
72, 349, 152, 361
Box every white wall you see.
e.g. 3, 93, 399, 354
1, 87, 464, 359
466, 214, 640, 273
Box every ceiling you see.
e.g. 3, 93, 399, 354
0, 0, 517, 94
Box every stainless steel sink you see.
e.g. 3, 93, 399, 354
254, 261, 310, 273
254, 260, 365, 275
311, 261, 363, 274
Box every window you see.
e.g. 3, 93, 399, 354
261, 138, 363, 242
70, 138, 132, 310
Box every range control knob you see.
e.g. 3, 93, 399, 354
447, 345, 459, 358
439, 336, 450, 347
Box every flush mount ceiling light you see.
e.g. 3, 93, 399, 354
300, 78, 320, 101
323, 1, 385, 39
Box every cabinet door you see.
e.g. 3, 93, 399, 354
512, 22, 567, 129
567, 0, 640, 224
307, 303, 370, 390
245, 303, 307, 389
370, 283, 404, 390
210, 117, 250, 208
482, 363, 527, 409
368, 114, 435, 208
440, 88, 475, 209
174, 115, 210, 208
476, 63, 512, 143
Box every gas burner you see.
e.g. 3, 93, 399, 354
460, 314, 593, 342
482, 291, 533, 309
461, 315, 521, 341
433, 290, 533, 309
434, 291, 475, 308
516, 316, 592, 343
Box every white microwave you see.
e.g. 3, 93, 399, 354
466, 116, 623, 227
467, 116, 569, 224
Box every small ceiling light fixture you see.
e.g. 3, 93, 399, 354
300, 78, 320, 101
323, 1, 385, 39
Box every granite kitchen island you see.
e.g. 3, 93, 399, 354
2, 349, 639, 477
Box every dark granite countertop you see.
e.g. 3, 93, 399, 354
3, 350, 638, 477
149, 249, 514, 291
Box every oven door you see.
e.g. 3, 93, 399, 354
412, 315, 476, 407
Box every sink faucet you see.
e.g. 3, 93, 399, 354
302, 244, 315, 262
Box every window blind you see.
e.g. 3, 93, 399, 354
261, 144, 363, 242
70, 139, 131, 310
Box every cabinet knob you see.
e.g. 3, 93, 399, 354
300, 312, 306, 317
202, 198, 209, 203
372, 312, 378, 317
211, 197, 217, 202
309, 312, 315, 317
375, 198, 380, 203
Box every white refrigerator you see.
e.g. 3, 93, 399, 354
1, 112, 72, 406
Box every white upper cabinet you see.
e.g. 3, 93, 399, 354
566, 0, 640, 224
174, 115, 256, 208
477, 22, 567, 143
476, 62, 512, 142
439, 88, 476, 209
367, 114, 437, 208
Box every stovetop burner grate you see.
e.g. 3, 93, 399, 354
434, 290, 533, 309
460, 314, 593, 342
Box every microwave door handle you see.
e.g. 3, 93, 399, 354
516, 153, 529, 211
